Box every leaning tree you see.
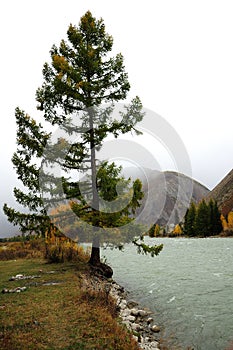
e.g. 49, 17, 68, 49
4, 11, 163, 269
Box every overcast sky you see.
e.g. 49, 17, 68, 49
1, 0, 233, 236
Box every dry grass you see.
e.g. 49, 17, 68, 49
0, 239, 45, 260
0, 258, 139, 350
0, 239, 90, 263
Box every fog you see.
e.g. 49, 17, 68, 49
1, 0, 233, 237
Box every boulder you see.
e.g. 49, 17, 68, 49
151, 325, 160, 333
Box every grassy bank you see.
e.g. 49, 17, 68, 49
0, 257, 138, 349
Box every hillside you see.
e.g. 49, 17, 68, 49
122, 168, 209, 227
206, 169, 233, 216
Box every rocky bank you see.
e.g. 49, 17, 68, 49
110, 280, 160, 350
85, 268, 161, 350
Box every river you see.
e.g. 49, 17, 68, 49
101, 237, 233, 350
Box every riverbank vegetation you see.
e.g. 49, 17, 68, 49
0, 247, 139, 350
148, 199, 233, 238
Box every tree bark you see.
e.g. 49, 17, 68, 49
89, 234, 100, 266
89, 234, 113, 278
88, 107, 101, 266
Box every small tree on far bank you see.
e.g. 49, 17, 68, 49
194, 199, 209, 236
183, 202, 196, 237
208, 199, 222, 235
148, 223, 160, 237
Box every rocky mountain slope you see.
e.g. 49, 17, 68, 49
123, 167, 209, 228
206, 169, 233, 216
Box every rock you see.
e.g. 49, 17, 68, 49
138, 309, 149, 317
119, 300, 127, 310
125, 315, 136, 322
9, 274, 41, 281
91, 263, 113, 278
1, 288, 8, 294
114, 283, 124, 292
147, 317, 154, 324
120, 308, 131, 317
151, 325, 160, 333
108, 279, 161, 349
131, 323, 143, 331
1, 286, 27, 294
127, 300, 139, 308
131, 308, 139, 316
150, 341, 159, 348
144, 337, 150, 342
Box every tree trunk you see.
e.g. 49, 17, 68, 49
88, 107, 101, 267
89, 234, 100, 266
89, 234, 113, 278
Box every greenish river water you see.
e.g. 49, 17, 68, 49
101, 237, 233, 350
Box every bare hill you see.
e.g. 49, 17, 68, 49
122, 168, 209, 227
206, 169, 233, 216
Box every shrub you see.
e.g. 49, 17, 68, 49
44, 241, 90, 263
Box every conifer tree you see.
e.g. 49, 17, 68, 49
4, 11, 163, 268
183, 201, 196, 236
194, 199, 209, 236
209, 199, 222, 235
3, 108, 51, 236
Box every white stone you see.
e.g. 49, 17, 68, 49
147, 317, 154, 324
119, 300, 127, 310
120, 308, 131, 317
125, 315, 136, 322
131, 308, 139, 316
131, 323, 142, 331
150, 341, 159, 348
138, 309, 149, 317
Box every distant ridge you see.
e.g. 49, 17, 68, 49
122, 167, 209, 227
206, 169, 233, 216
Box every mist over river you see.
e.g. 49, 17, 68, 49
101, 237, 233, 350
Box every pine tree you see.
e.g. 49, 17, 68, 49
211, 200, 222, 235
4, 11, 163, 269
183, 201, 196, 236
148, 223, 156, 237
195, 199, 209, 237
36, 11, 148, 266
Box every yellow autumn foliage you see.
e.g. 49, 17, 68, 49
173, 224, 183, 236
53, 55, 69, 71
221, 214, 228, 230
227, 212, 233, 229
154, 224, 160, 237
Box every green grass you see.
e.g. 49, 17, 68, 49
0, 258, 138, 350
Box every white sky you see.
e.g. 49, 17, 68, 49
1, 0, 233, 235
